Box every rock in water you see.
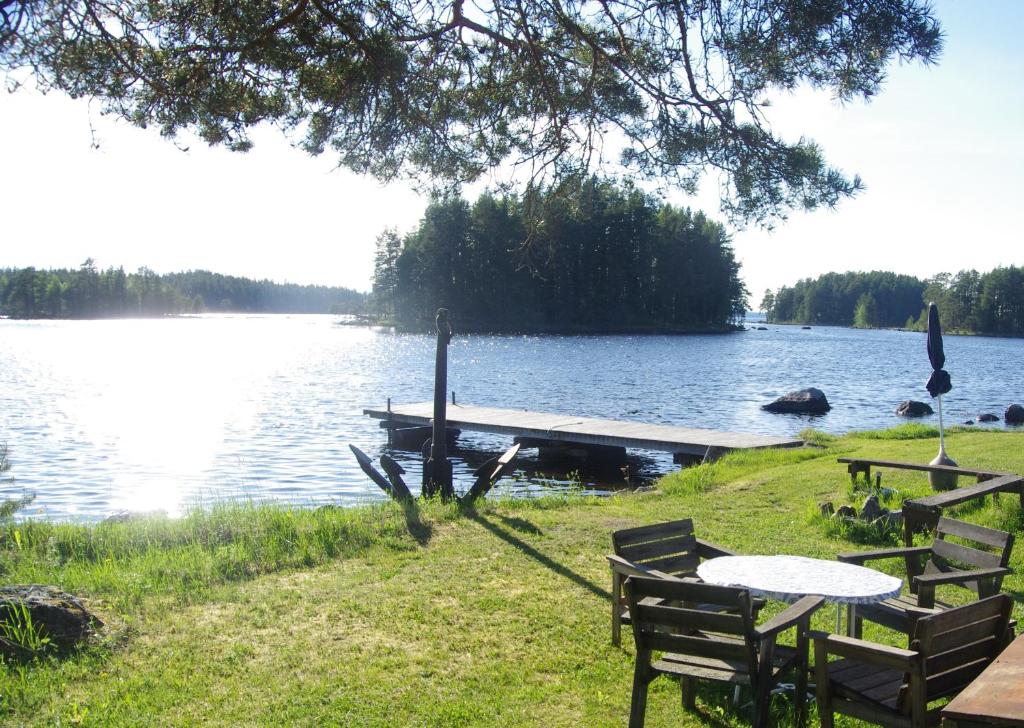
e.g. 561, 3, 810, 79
1005, 404, 1024, 425
0, 585, 102, 654
977, 413, 1000, 423
895, 400, 934, 417
761, 388, 831, 414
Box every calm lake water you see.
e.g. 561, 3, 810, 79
1, 315, 1021, 521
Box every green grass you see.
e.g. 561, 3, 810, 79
1, 428, 1023, 726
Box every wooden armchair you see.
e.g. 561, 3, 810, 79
625, 575, 823, 728
837, 517, 1014, 639
812, 594, 1014, 728
607, 518, 752, 645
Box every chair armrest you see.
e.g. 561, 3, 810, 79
607, 554, 655, 578
696, 538, 737, 559
809, 631, 920, 672
837, 546, 932, 565
912, 567, 1011, 588
606, 554, 681, 581
755, 596, 825, 640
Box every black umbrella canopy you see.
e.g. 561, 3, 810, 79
925, 302, 952, 398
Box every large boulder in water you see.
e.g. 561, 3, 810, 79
762, 388, 831, 415
0, 585, 102, 655
895, 400, 934, 417
1006, 404, 1024, 425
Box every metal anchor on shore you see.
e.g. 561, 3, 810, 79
349, 308, 519, 504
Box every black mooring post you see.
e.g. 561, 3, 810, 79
423, 308, 454, 499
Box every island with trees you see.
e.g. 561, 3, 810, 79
371, 181, 747, 333
761, 267, 1024, 336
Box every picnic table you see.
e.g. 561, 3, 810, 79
837, 457, 1024, 546
942, 632, 1024, 726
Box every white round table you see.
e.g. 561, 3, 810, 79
697, 554, 902, 633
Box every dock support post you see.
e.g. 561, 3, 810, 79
423, 309, 454, 500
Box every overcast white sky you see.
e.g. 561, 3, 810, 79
2, 0, 1022, 301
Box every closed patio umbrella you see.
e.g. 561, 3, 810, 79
925, 302, 956, 489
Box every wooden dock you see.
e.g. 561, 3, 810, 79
363, 402, 803, 460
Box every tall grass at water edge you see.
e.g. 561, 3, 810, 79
0, 500, 467, 612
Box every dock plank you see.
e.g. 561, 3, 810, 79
364, 402, 803, 458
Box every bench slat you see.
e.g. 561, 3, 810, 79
907, 474, 1022, 510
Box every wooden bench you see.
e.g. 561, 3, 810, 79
837, 458, 1023, 546
838, 457, 1007, 485
902, 473, 1024, 546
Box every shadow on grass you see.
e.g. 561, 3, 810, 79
468, 513, 610, 601
495, 514, 543, 536
401, 500, 432, 546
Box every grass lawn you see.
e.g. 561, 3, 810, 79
2, 426, 1022, 726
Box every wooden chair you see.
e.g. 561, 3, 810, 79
812, 593, 1014, 728
608, 518, 752, 645
837, 517, 1014, 639
624, 575, 823, 728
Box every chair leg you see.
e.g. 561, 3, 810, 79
611, 573, 622, 646
629, 659, 651, 728
795, 646, 809, 726
814, 641, 834, 728
752, 687, 771, 728
680, 677, 696, 709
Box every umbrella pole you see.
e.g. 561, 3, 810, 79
937, 394, 946, 454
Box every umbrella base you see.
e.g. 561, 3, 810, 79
928, 449, 959, 491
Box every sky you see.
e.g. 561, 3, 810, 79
2, 1, 1022, 300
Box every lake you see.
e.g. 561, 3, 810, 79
1, 315, 1020, 521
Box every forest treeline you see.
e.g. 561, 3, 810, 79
762, 267, 1024, 336
371, 180, 747, 333
0, 262, 365, 318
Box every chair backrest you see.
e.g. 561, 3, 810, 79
898, 593, 1013, 713
624, 575, 759, 678
929, 517, 1015, 593
612, 519, 700, 577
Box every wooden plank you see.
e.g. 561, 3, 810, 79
909, 474, 1023, 510
617, 534, 697, 562
938, 517, 1016, 550
634, 603, 746, 636
613, 519, 695, 547
926, 635, 1000, 675
634, 553, 701, 576
836, 458, 1008, 479
931, 539, 1002, 569
366, 402, 803, 457
639, 631, 751, 661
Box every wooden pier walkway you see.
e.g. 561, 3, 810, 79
363, 402, 803, 460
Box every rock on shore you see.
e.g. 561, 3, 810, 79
0, 585, 102, 655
